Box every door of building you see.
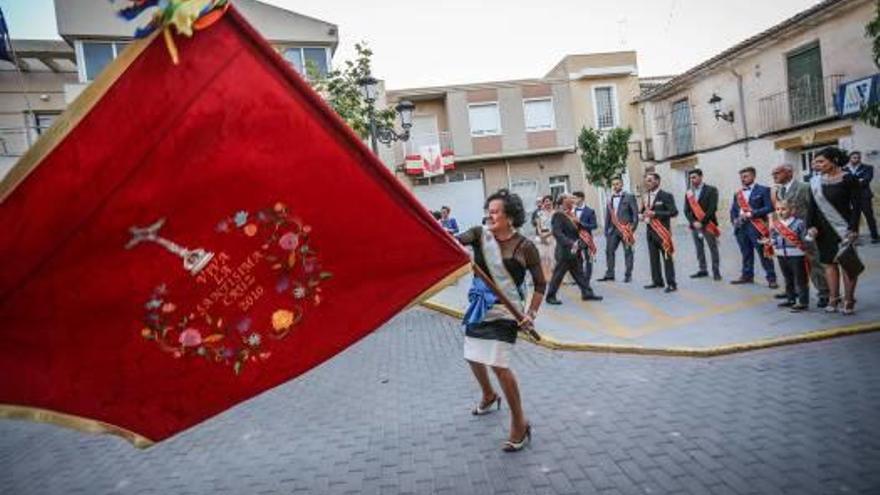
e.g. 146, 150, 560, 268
798, 143, 837, 177
412, 171, 485, 231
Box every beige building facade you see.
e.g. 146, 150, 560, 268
0, 0, 338, 179
639, 0, 880, 226
0, 40, 77, 176
387, 51, 648, 231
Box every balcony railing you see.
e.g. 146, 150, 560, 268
404, 131, 454, 157
758, 74, 845, 135
400, 131, 456, 176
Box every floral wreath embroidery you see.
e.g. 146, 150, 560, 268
140, 202, 331, 375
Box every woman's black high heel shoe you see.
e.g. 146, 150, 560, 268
502, 424, 531, 452
472, 394, 501, 415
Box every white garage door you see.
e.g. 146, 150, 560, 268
412, 171, 485, 231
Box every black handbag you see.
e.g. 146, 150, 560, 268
835, 242, 865, 278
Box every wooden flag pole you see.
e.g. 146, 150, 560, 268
470, 262, 541, 341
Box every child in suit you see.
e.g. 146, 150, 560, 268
768, 201, 810, 312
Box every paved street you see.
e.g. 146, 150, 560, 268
428, 227, 880, 351
3, 308, 880, 494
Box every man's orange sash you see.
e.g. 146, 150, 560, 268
772, 220, 806, 251
566, 211, 597, 259
686, 190, 721, 237
736, 189, 774, 257
772, 219, 810, 273
645, 196, 674, 257
608, 197, 635, 246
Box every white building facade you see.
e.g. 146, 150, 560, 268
639, 0, 880, 226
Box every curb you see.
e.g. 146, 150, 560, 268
420, 300, 880, 358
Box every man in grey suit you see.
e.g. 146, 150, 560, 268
598, 177, 639, 283
771, 163, 830, 308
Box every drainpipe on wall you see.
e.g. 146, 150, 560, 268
505, 159, 512, 189
728, 67, 750, 158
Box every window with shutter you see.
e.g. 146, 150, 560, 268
523, 98, 555, 132
468, 103, 502, 136
593, 87, 617, 129
787, 43, 825, 124
671, 99, 693, 155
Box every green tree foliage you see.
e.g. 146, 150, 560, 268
308, 42, 396, 140
861, 1, 880, 127
577, 126, 634, 188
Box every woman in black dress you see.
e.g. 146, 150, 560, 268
457, 189, 546, 452
807, 147, 863, 314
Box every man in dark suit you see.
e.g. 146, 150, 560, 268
683, 169, 722, 281
847, 151, 878, 243
730, 166, 778, 288
545, 194, 602, 304
576, 195, 599, 288
641, 173, 678, 292
598, 177, 639, 283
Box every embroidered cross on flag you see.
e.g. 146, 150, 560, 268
0, 6, 468, 446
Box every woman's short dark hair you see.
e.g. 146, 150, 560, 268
484, 189, 527, 228
815, 146, 849, 167
541, 195, 552, 203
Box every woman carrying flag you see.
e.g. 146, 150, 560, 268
457, 189, 546, 452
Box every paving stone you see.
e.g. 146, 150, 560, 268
2, 309, 879, 494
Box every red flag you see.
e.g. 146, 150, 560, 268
0, 7, 469, 446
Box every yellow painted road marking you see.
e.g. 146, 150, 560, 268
628, 294, 768, 338
560, 285, 633, 337
602, 283, 676, 322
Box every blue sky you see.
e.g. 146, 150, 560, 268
1, 0, 830, 89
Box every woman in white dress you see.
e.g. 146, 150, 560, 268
535, 195, 555, 281
456, 189, 546, 452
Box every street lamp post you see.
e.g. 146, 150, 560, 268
357, 74, 415, 154
708, 93, 735, 124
